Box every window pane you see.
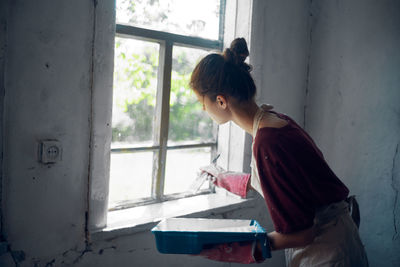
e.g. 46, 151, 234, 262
110, 37, 159, 208
116, 0, 221, 40
112, 37, 159, 147
164, 147, 212, 195
108, 152, 153, 207
168, 46, 215, 144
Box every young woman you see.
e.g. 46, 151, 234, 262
190, 38, 368, 266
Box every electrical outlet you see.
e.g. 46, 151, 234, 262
39, 140, 62, 164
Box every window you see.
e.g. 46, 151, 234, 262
109, 0, 226, 210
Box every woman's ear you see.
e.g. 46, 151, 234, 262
216, 95, 228, 109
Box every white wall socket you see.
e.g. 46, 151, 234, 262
39, 140, 62, 164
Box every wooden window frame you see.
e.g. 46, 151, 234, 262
110, 0, 226, 211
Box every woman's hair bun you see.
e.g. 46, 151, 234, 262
190, 37, 256, 102
223, 38, 252, 72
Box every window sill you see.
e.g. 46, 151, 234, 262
92, 190, 255, 241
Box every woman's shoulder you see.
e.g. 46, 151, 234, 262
253, 111, 304, 150
254, 111, 324, 160
258, 111, 289, 129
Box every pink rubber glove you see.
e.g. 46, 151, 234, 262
198, 241, 257, 264
200, 165, 251, 198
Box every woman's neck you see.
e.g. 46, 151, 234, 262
230, 101, 260, 135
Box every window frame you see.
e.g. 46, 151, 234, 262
109, 0, 227, 211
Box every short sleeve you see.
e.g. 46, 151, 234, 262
254, 131, 318, 234
253, 112, 349, 234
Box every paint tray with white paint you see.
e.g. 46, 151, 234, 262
151, 218, 270, 259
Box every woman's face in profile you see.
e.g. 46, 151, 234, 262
194, 91, 231, 125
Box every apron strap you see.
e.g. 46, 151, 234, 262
250, 105, 272, 198
345, 195, 360, 228
252, 105, 271, 137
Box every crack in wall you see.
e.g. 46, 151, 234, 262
391, 143, 399, 240
58, 246, 93, 265
84, 0, 98, 249
0, 0, 9, 244
44, 258, 55, 267
303, 0, 314, 130
72, 247, 92, 265
98, 245, 116, 255
6, 243, 107, 266
9, 248, 25, 267
6, 243, 122, 266
48, 244, 117, 265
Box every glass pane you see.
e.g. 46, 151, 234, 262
168, 46, 215, 144
164, 147, 212, 195
110, 37, 159, 207
112, 37, 159, 148
108, 152, 153, 207
116, 0, 221, 40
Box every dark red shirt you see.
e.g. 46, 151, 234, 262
253, 112, 349, 234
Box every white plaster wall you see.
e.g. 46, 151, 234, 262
0, 0, 284, 266
88, 0, 115, 232
305, 0, 400, 266
250, 0, 311, 125
2, 0, 93, 264
250, 0, 400, 265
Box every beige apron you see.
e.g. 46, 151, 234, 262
285, 201, 369, 267
250, 105, 268, 198
250, 106, 369, 266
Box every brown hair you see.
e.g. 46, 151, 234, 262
189, 38, 256, 103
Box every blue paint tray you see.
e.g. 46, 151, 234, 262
151, 218, 271, 259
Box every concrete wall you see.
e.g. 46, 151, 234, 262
0, 1, 280, 266
251, 0, 400, 266
1, 0, 93, 265
304, 1, 400, 266
250, 0, 311, 125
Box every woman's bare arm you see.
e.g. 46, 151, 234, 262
267, 226, 315, 251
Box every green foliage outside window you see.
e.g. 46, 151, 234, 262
112, 0, 217, 144
112, 39, 214, 143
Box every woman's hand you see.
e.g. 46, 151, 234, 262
199, 164, 226, 179
267, 226, 315, 251
196, 241, 262, 264
199, 165, 251, 198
